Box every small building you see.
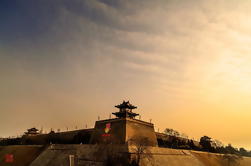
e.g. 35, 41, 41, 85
24, 128, 39, 136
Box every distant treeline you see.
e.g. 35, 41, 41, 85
157, 128, 251, 157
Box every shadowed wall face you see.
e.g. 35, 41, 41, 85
0, 146, 45, 166
90, 119, 127, 145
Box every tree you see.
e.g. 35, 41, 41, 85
164, 128, 180, 137
188, 140, 196, 150
200, 136, 215, 152
225, 144, 239, 155
213, 139, 224, 147
93, 144, 130, 166
128, 137, 153, 166
239, 147, 248, 157
180, 133, 188, 139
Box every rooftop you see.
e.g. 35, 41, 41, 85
113, 101, 139, 118
115, 100, 137, 109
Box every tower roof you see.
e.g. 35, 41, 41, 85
27, 128, 38, 132
25, 127, 39, 135
113, 101, 139, 118
115, 101, 137, 109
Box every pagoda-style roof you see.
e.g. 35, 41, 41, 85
115, 101, 137, 109
27, 128, 38, 132
113, 101, 139, 118
112, 111, 139, 119
25, 127, 39, 136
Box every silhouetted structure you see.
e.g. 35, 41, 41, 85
113, 101, 139, 118
2, 101, 197, 148
90, 101, 157, 146
0, 101, 223, 153
25, 128, 39, 136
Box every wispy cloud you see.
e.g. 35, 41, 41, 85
1, 0, 251, 148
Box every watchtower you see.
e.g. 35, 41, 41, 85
90, 101, 157, 146
113, 101, 139, 118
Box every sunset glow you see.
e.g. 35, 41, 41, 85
1, 0, 251, 149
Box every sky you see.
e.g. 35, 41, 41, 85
1, 0, 251, 149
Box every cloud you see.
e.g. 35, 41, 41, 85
2, 0, 251, 103
1, 0, 251, 148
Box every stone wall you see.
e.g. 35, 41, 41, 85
90, 118, 127, 144
2, 144, 251, 166
30, 144, 129, 166
126, 118, 157, 146
90, 118, 157, 146
21, 129, 93, 145
137, 147, 251, 166
0, 145, 45, 166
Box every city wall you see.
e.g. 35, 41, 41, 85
1, 144, 251, 166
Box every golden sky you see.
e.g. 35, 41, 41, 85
1, 0, 251, 149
